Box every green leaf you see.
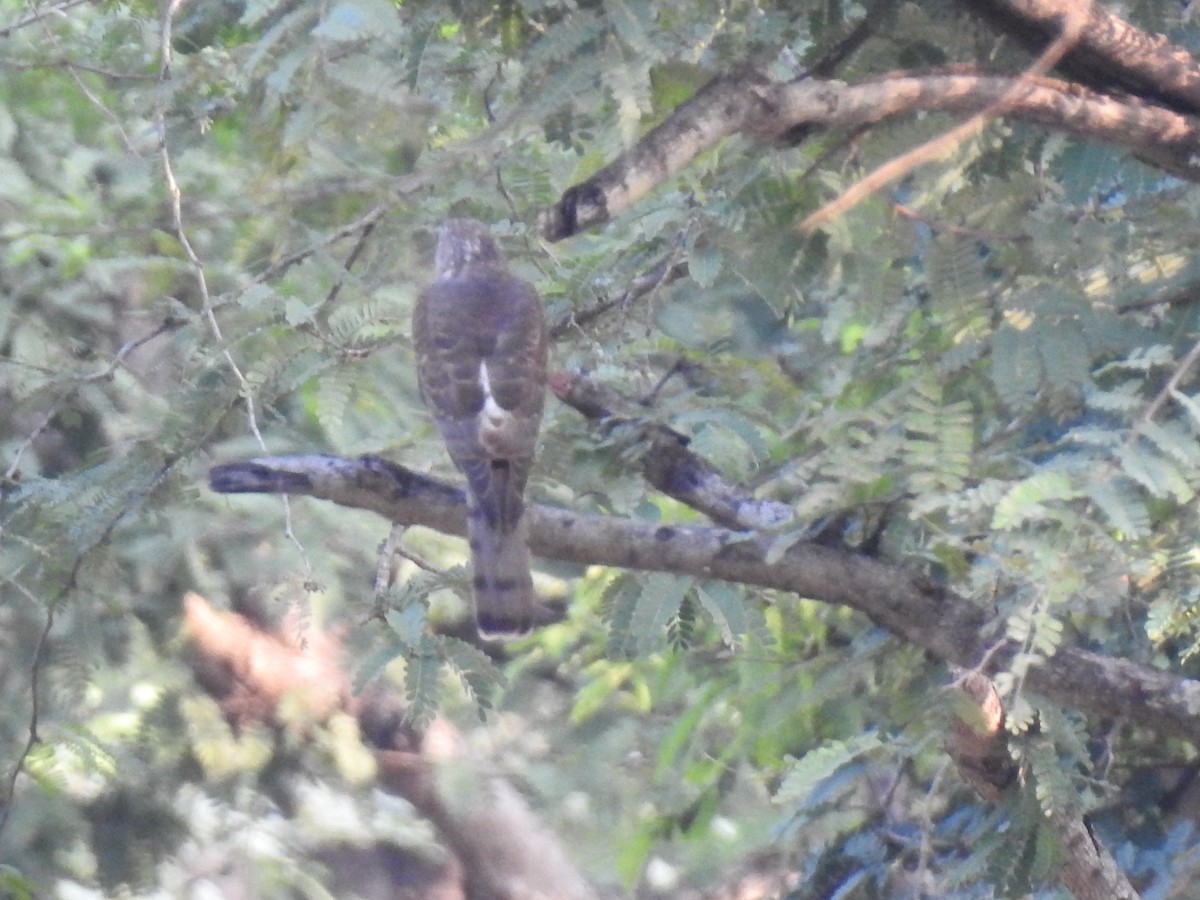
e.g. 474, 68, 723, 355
774, 732, 883, 807
991, 471, 1078, 529
694, 579, 749, 645
628, 573, 692, 653
687, 233, 723, 288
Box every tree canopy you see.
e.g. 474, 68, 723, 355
4, 0, 1200, 896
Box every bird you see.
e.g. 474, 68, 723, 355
412, 218, 547, 638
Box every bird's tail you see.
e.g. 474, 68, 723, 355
464, 460, 535, 638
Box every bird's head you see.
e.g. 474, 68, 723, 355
435, 218, 503, 279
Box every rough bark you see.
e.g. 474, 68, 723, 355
208, 455, 1200, 743
548, 370, 794, 530
964, 0, 1200, 114
947, 672, 1140, 900
541, 70, 1200, 240
540, 0, 1200, 242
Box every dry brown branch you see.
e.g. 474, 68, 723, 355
946, 672, 1017, 804
208, 454, 1200, 743
964, 0, 1200, 114
182, 592, 599, 900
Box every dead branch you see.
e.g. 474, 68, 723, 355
946, 671, 1139, 900
963, 0, 1200, 114
800, 0, 1088, 232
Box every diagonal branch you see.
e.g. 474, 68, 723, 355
549, 370, 793, 530
799, 0, 1089, 231
541, 70, 1200, 240
208, 454, 1200, 742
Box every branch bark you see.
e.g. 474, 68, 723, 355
947, 672, 1139, 900
548, 370, 793, 530
964, 0, 1200, 114
208, 454, 1200, 743
541, 1, 1200, 240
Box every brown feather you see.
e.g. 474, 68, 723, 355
413, 219, 547, 638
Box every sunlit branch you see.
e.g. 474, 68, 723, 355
543, 70, 1200, 240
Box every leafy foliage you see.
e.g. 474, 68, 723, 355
2, 0, 1200, 896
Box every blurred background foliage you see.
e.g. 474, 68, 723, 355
3, 0, 1200, 896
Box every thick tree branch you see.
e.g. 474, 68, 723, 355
947, 672, 1139, 900
541, 70, 1200, 240
209, 454, 1200, 742
801, 0, 1086, 232
964, 0, 1200, 114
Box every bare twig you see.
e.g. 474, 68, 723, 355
0, 607, 54, 838
0, 452, 181, 844
251, 204, 388, 287
548, 259, 688, 340
1136, 334, 1200, 430
1, 317, 182, 488
0, 0, 95, 39
155, 1, 312, 579
311, 217, 378, 327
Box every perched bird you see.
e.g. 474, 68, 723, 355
412, 219, 547, 637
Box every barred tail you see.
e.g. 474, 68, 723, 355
464, 459, 535, 638
468, 508, 535, 638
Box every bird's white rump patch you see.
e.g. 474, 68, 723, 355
478, 362, 515, 447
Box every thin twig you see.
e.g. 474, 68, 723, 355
0, 0, 95, 39
155, 1, 312, 578
2, 317, 182, 487
1137, 334, 1200, 429
0, 58, 157, 80
311, 218, 378, 326
41, 25, 140, 153
548, 259, 688, 340
0, 608, 54, 839
250, 204, 387, 286
0, 449, 178, 843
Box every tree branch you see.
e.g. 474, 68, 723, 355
947, 672, 1139, 900
208, 454, 1200, 742
963, 0, 1200, 115
0, 0, 96, 39
182, 592, 599, 900
541, 70, 1200, 240
548, 259, 688, 340
549, 370, 793, 530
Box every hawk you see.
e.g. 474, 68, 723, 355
413, 219, 547, 638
